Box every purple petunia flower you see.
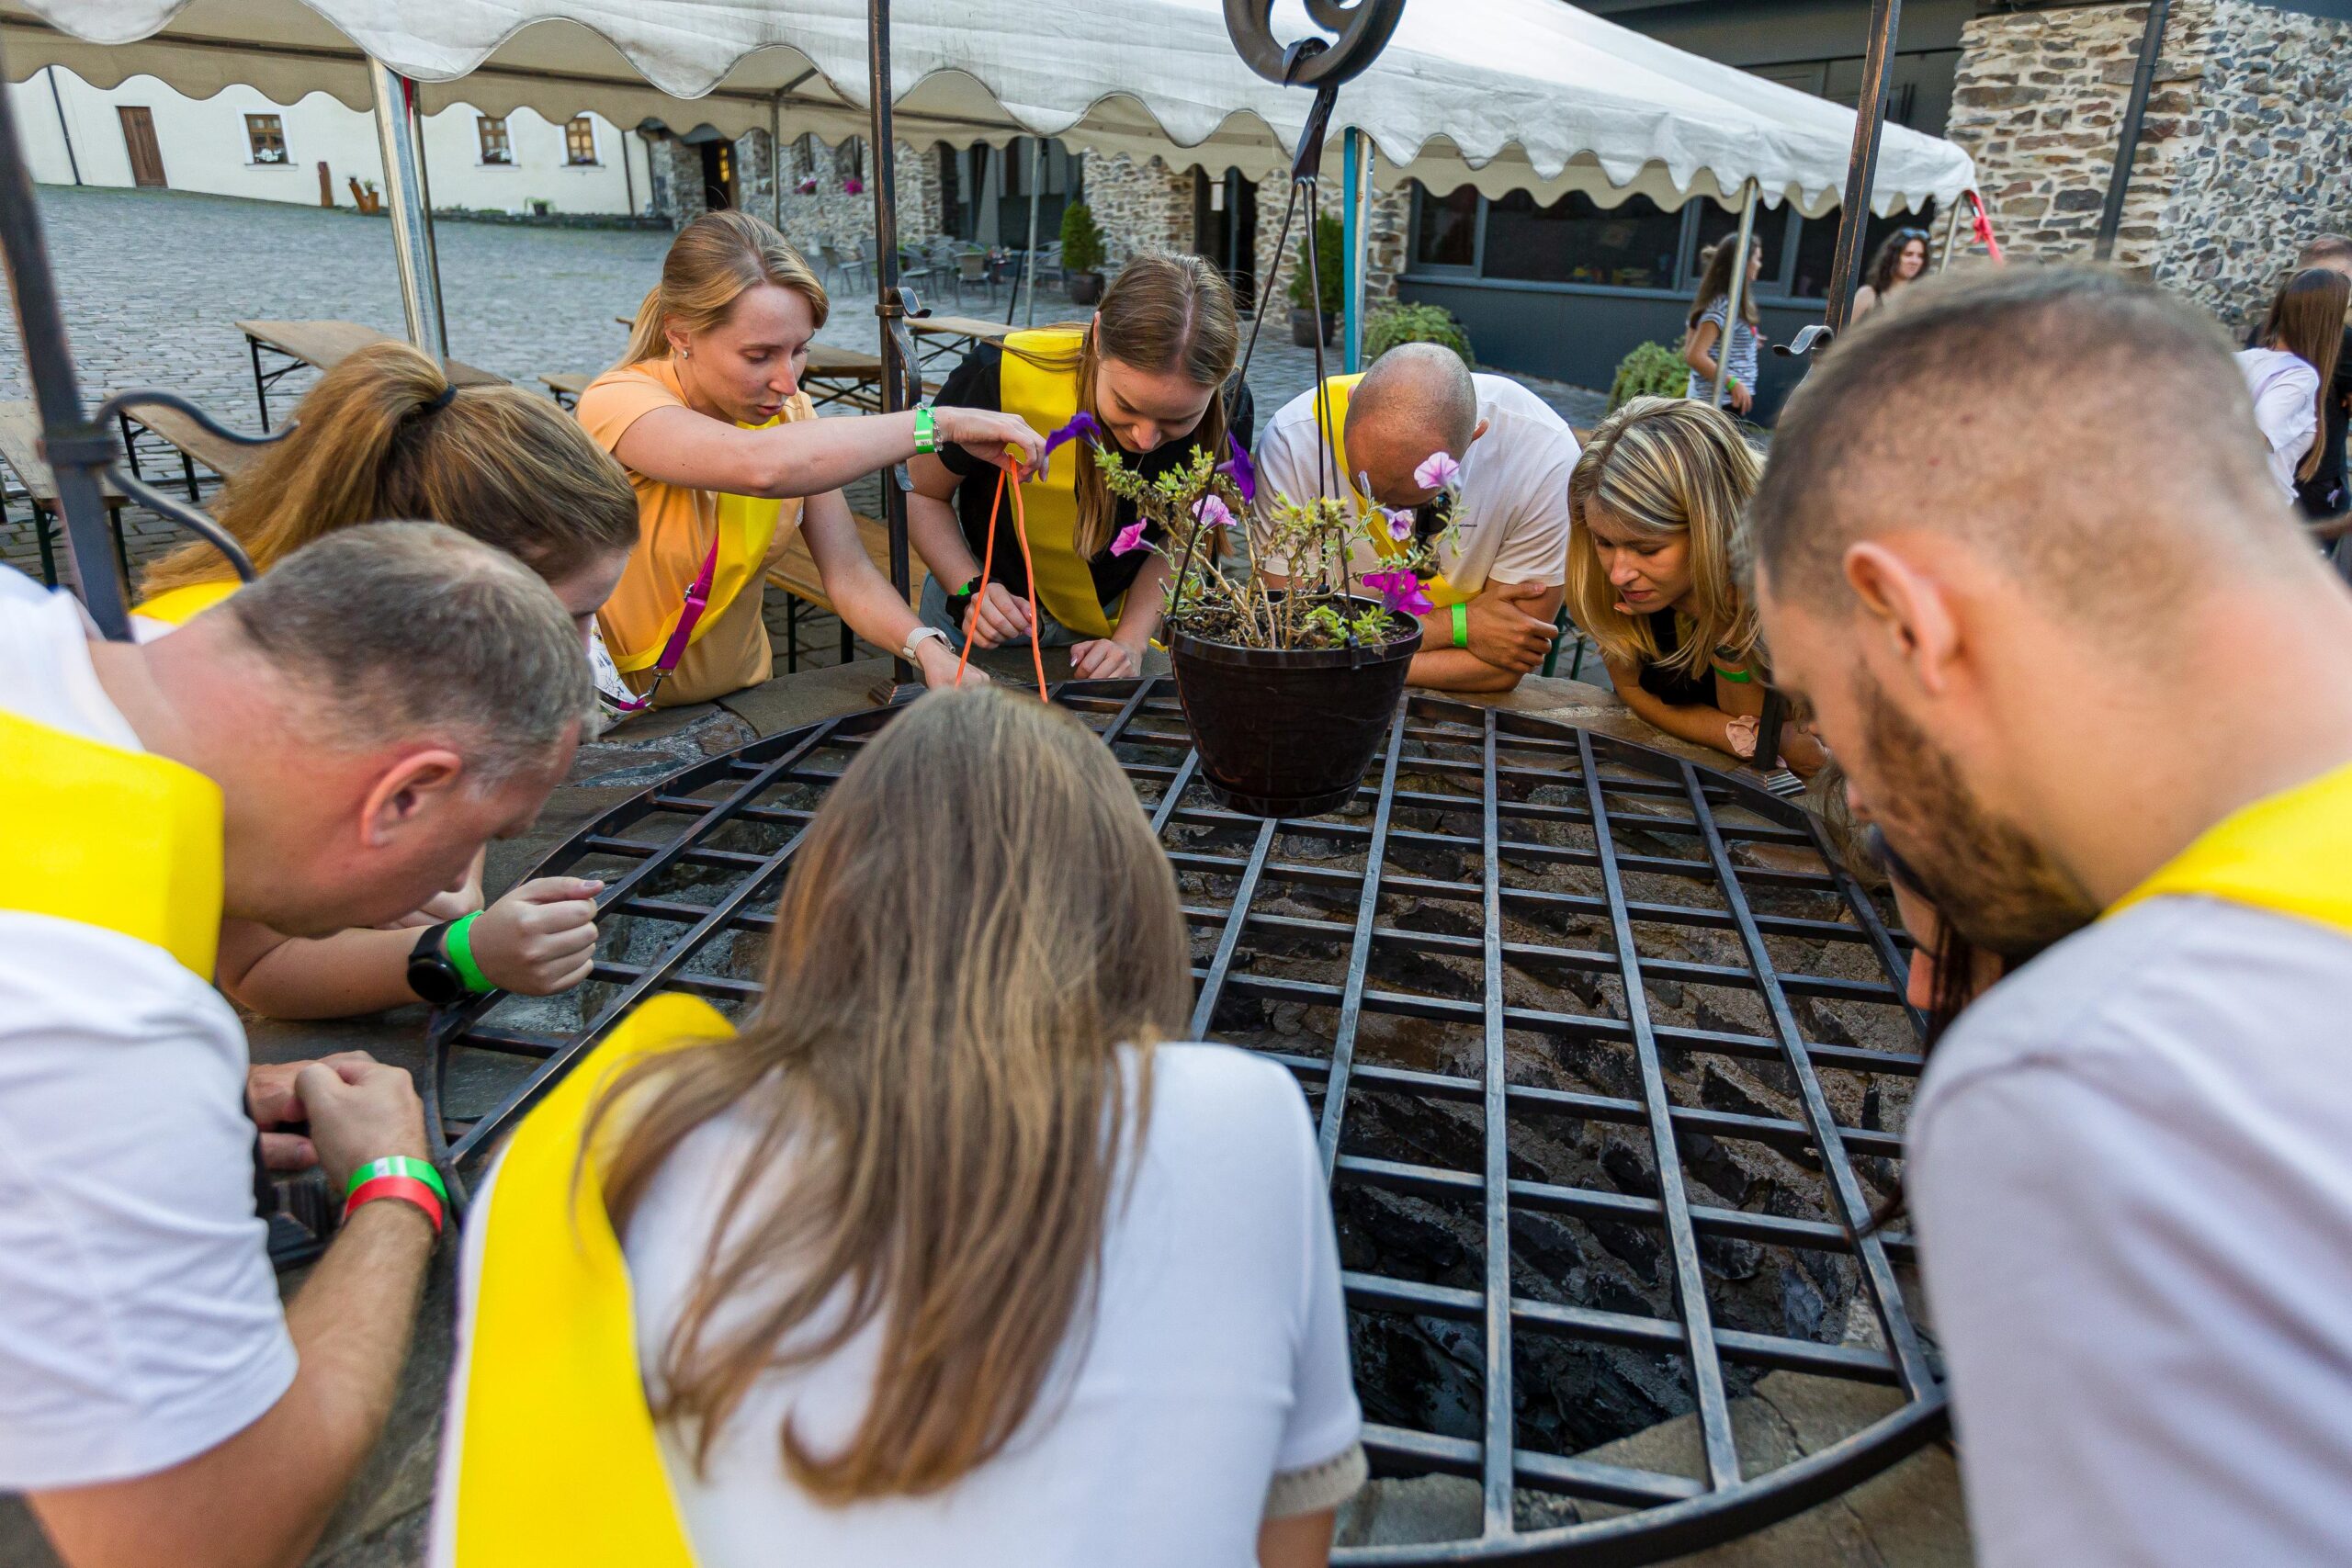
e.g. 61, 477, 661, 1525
1385, 508, 1415, 542
1111, 520, 1149, 557
1193, 493, 1235, 530
1414, 451, 1462, 492
1363, 569, 1433, 618
1216, 433, 1258, 504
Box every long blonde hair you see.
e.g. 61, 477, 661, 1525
594, 687, 1193, 1501
1566, 396, 1762, 677
140, 342, 638, 597
1002, 252, 1240, 558
620, 209, 831, 370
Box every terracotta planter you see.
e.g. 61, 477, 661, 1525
1168, 600, 1422, 818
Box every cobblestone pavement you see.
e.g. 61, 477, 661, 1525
1, 185, 1609, 615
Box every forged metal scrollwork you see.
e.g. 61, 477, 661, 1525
93, 389, 279, 582
1222, 0, 1407, 89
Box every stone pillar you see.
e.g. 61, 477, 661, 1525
734, 128, 775, 222
645, 132, 707, 228
896, 141, 944, 247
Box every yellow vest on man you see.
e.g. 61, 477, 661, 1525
1308, 373, 1471, 609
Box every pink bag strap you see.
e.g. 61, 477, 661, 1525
605, 531, 723, 715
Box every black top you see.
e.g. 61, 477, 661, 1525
1634, 611, 1721, 708
933, 343, 1256, 611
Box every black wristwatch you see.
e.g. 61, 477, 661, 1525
406, 921, 469, 1007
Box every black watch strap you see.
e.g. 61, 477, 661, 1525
405, 921, 469, 1007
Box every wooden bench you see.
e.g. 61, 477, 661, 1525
235, 319, 506, 430
765, 512, 929, 672
116, 400, 266, 504
539, 370, 592, 410
0, 401, 129, 589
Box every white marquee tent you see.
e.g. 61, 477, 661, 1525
4, 0, 1975, 219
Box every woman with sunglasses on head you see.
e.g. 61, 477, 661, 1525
437, 687, 1364, 1568
1851, 228, 1931, 325
1566, 397, 1825, 775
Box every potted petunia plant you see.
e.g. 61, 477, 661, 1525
1089, 431, 1461, 818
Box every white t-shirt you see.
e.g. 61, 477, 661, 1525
1910, 895, 2352, 1568
0, 568, 296, 1489
1257, 372, 1579, 593
436, 1042, 1360, 1568
2236, 346, 2320, 502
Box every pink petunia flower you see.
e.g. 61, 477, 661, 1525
1111, 520, 1149, 557
1193, 493, 1235, 529
1363, 569, 1433, 618
1414, 451, 1462, 492
1385, 508, 1415, 541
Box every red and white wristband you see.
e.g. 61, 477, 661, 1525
343, 1155, 447, 1235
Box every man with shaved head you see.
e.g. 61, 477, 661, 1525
1753, 265, 2352, 1567
1254, 343, 1577, 691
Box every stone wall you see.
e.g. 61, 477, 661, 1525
1083, 153, 1193, 265
646, 131, 942, 260
1253, 175, 1411, 325
1949, 0, 2352, 332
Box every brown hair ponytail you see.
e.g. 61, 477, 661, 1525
2259, 266, 2351, 484
1001, 251, 1241, 558
140, 341, 638, 597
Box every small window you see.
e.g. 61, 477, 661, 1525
245, 114, 287, 165
564, 117, 597, 165
1412, 186, 1480, 269
1687, 198, 1792, 292
478, 116, 513, 166
1484, 190, 1682, 290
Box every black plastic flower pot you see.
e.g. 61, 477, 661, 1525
1168, 600, 1423, 819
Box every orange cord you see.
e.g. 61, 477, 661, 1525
952, 462, 1049, 700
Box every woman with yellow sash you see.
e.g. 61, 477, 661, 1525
907, 253, 1252, 678
435, 688, 1363, 1568
584, 211, 1046, 707
130, 341, 641, 1021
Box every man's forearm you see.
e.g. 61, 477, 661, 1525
1408, 648, 1522, 693
226, 927, 422, 1020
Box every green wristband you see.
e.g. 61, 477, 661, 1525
443, 911, 492, 995
1452, 602, 1470, 649
345, 1155, 447, 1204
912, 404, 938, 456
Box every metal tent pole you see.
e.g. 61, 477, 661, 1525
771, 91, 785, 231
2095, 0, 2170, 262
403, 82, 447, 357
1017, 136, 1045, 327
368, 61, 447, 353
866, 0, 918, 688
1937, 197, 1963, 272
1824, 0, 1902, 337
1341, 127, 1366, 372
44, 66, 82, 186
0, 39, 126, 637
1712, 180, 1758, 409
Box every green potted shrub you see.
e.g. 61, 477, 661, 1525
1286, 215, 1344, 347
1060, 201, 1107, 305
1363, 301, 1476, 367
1609, 341, 1689, 411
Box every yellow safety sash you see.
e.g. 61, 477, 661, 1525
2108, 757, 2352, 941
610, 423, 786, 675
0, 706, 223, 976
452, 992, 737, 1568
1313, 373, 1471, 609
998, 328, 1115, 639
137, 578, 242, 627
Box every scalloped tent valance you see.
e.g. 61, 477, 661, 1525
1, 0, 1975, 217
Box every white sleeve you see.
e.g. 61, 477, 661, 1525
2251, 364, 2320, 457
1252, 413, 1315, 579
1272, 1078, 1362, 1474
0, 921, 297, 1490
1486, 423, 1579, 587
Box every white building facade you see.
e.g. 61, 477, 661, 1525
8, 66, 649, 218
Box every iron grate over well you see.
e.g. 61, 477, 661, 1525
427, 680, 1946, 1564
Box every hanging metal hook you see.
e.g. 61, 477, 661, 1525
1224, 0, 1408, 90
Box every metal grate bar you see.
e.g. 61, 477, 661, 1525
1675, 761, 1939, 1398
1577, 731, 1742, 1492
447, 719, 846, 1166
1800, 804, 1929, 1042
1363, 1426, 1705, 1510
1477, 713, 1517, 1536
1317, 703, 1413, 1177
1185, 818, 1281, 1040
1148, 749, 1202, 836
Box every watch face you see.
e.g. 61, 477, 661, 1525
406, 935, 469, 1008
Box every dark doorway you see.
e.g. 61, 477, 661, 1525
119, 107, 165, 188
699, 141, 735, 211
1193, 167, 1259, 314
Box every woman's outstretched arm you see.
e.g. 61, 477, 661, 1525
615, 404, 1046, 501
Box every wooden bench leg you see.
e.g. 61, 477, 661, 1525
786, 594, 800, 675
31, 500, 57, 589
839, 616, 854, 664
